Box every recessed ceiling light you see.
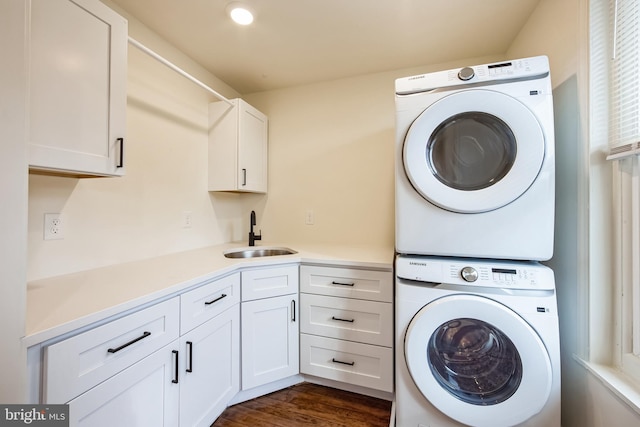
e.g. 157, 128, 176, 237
226, 2, 254, 25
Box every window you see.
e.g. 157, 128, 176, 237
616, 158, 640, 383
595, 0, 640, 384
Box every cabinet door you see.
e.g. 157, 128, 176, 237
208, 98, 267, 193
28, 0, 127, 177
237, 100, 267, 192
241, 294, 299, 390
179, 306, 240, 427
67, 345, 179, 427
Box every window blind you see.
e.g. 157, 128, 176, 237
607, 0, 640, 160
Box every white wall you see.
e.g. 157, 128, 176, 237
244, 55, 503, 249
508, 0, 640, 425
27, 6, 246, 280
507, 0, 581, 88
0, 0, 28, 403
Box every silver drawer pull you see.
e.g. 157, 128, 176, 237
331, 316, 355, 323
332, 358, 355, 366
331, 281, 355, 287
107, 331, 151, 354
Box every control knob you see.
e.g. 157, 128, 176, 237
458, 67, 475, 81
461, 266, 478, 282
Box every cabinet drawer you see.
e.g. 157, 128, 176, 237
300, 294, 392, 347
300, 334, 393, 393
180, 273, 240, 334
300, 265, 392, 302
44, 297, 180, 403
241, 265, 298, 301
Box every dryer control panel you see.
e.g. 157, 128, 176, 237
395, 255, 555, 291
395, 55, 550, 95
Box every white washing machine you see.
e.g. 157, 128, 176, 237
395, 255, 561, 427
395, 56, 555, 261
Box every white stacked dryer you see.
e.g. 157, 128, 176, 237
395, 56, 555, 261
393, 56, 560, 427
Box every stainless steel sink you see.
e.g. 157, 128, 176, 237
223, 247, 297, 259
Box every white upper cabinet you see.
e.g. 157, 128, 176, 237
208, 98, 268, 193
28, 0, 127, 177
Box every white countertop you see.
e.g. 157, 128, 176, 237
24, 242, 394, 347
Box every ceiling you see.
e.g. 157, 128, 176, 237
109, 0, 541, 94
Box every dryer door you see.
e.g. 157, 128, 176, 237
404, 294, 552, 427
403, 89, 545, 213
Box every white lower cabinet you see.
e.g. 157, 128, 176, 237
179, 306, 240, 427
241, 294, 299, 390
299, 265, 393, 393
34, 261, 393, 425
67, 343, 179, 427
41, 274, 242, 427
43, 298, 181, 426
241, 265, 299, 390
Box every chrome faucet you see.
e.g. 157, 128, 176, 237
249, 210, 262, 246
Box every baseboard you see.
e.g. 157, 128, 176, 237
303, 374, 394, 401
227, 374, 305, 405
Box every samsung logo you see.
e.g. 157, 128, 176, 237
409, 261, 427, 266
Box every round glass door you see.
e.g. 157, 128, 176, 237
429, 112, 517, 191
403, 89, 545, 213
428, 318, 522, 405
404, 294, 552, 427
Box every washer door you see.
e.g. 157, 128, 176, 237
405, 294, 552, 427
403, 89, 545, 213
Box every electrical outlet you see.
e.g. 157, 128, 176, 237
182, 211, 193, 228
305, 210, 314, 225
44, 213, 64, 240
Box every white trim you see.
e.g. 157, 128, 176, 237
575, 356, 640, 416
631, 157, 640, 356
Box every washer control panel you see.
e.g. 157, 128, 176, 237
395, 255, 555, 291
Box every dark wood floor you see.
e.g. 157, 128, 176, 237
212, 382, 392, 427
